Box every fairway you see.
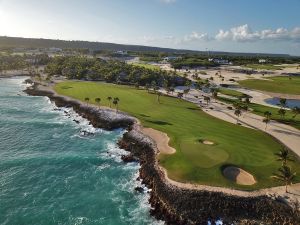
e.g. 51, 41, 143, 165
239, 76, 300, 95
55, 81, 300, 190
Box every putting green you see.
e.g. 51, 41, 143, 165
54, 81, 300, 190
180, 139, 228, 168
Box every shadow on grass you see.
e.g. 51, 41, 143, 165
187, 107, 200, 111
139, 114, 150, 118
145, 120, 173, 126
61, 86, 73, 89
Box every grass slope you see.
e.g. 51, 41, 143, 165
55, 81, 300, 190
239, 76, 300, 95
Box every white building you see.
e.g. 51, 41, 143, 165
258, 59, 267, 63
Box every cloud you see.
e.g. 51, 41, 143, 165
183, 31, 210, 42
215, 24, 300, 42
160, 0, 176, 4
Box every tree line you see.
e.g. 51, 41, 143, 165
45, 56, 187, 87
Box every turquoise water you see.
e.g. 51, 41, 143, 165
0, 77, 162, 225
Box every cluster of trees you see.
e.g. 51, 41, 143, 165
0, 54, 50, 74
45, 56, 187, 87
171, 57, 216, 69
0, 55, 28, 73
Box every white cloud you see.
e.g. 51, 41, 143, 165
215, 24, 300, 42
160, 0, 176, 4
183, 31, 210, 42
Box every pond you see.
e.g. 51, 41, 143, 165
265, 97, 300, 108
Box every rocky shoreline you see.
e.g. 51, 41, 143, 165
25, 82, 299, 225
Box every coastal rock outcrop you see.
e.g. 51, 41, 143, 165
119, 130, 300, 225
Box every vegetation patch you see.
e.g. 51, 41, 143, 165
238, 76, 300, 95
244, 64, 283, 70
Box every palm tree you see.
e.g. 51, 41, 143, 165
264, 111, 272, 119
244, 96, 251, 104
204, 96, 210, 105
157, 92, 162, 103
145, 83, 151, 93
234, 109, 242, 123
272, 165, 296, 193
278, 108, 286, 119
292, 107, 300, 119
113, 97, 120, 112
170, 87, 175, 95
107, 96, 112, 108
279, 98, 287, 108
263, 117, 270, 130
177, 92, 183, 99
84, 97, 90, 106
275, 148, 294, 166
183, 88, 190, 97
212, 89, 218, 99
95, 98, 101, 108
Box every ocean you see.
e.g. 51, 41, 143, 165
0, 77, 163, 225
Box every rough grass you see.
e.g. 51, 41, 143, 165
131, 62, 160, 70
55, 81, 300, 190
244, 64, 283, 70
218, 88, 247, 98
239, 76, 300, 95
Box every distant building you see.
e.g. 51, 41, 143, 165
114, 50, 128, 56
258, 59, 267, 63
208, 58, 232, 65
48, 47, 62, 53
162, 56, 181, 63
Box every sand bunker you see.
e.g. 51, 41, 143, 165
202, 140, 214, 145
141, 128, 176, 154
223, 166, 256, 185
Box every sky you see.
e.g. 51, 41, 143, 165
0, 0, 300, 55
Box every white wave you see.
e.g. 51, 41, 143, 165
96, 163, 111, 172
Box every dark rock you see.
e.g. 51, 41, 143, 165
134, 186, 145, 193
121, 154, 139, 163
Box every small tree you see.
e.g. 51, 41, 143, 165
292, 107, 300, 119
107, 96, 112, 108
204, 96, 210, 105
275, 148, 294, 166
177, 92, 183, 99
279, 98, 287, 108
272, 165, 296, 193
84, 97, 90, 106
183, 88, 190, 97
157, 92, 162, 103
264, 111, 272, 119
113, 97, 120, 113
263, 117, 270, 130
234, 109, 242, 123
278, 108, 286, 119
95, 98, 101, 108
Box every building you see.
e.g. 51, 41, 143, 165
258, 59, 267, 63
208, 58, 232, 65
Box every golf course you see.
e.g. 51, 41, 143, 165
55, 81, 300, 190
239, 76, 300, 95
